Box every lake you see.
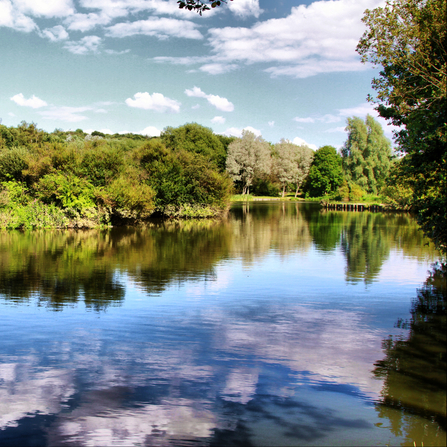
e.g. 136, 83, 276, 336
0, 201, 445, 446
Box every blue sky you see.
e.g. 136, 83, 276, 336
0, 0, 394, 149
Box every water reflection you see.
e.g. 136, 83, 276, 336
0, 202, 444, 446
373, 263, 446, 445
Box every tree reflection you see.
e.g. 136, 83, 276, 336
373, 263, 446, 445
0, 221, 232, 310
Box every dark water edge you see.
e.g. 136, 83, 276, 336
0, 201, 445, 446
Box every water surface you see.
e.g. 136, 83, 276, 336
0, 202, 445, 446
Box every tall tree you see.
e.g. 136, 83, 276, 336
161, 123, 227, 171
226, 130, 271, 195
274, 140, 314, 198
342, 115, 392, 194
304, 146, 343, 198
357, 0, 446, 253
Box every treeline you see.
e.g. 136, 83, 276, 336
0, 122, 234, 228
0, 114, 420, 230
225, 114, 402, 206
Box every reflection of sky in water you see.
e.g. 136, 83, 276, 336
0, 206, 442, 446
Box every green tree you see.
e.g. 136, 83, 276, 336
304, 146, 343, 197
226, 130, 272, 195
274, 140, 314, 197
161, 123, 227, 171
357, 0, 446, 253
342, 115, 393, 194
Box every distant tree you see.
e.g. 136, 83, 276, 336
341, 115, 393, 194
274, 140, 314, 198
161, 123, 227, 171
304, 146, 343, 197
226, 130, 271, 195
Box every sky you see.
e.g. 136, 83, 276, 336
0, 0, 395, 149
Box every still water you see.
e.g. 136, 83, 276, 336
0, 201, 445, 446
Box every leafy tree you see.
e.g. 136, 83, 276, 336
161, 123, 227, 171
177, 0, 226, 15
303, 146, 343, 197
274, 140, 314, 197
342, 115, 393, 194
357, 0, 446, 253
226, 130, 271, 195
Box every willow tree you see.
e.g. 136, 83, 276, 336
357, 0, 446, 253
341, 115, 392, 194
274, 140, 314, 198
226, 130, 271, 195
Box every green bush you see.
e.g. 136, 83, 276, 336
0, 147, 29, 182
35, 173, 96, 211
106, 168, 156, 219
80, 146, 124, 187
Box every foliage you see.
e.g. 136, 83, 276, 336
0, 122, 234, 226
0, 147, 29, 182
303, 146, 343, 198
105, 168, 156, 220
274, 140, 314, 198
161, 123, 227, 171
80, 145, 124, 187
357, 0, 447, 254
226, 130, 272, 195
35, 173, 96, 211
342, 115, 393, 194
373, 263, 446, 438
141, 139, 232, 213
177, 0, 226, 15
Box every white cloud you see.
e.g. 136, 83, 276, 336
293, 117, 315, 124
199, 63, 238, 75
10, 93, 47, 108
13, 0, 74, 17
40, 25, 68, 41
228, 0, 262, 19
39, 106, 93, 122
206, 95, 234, 112
211, 116, 225, 124
223, 126, 261, 138
205, 0, 382, 78
105, 48, 131, 55
64, 35, 101, 54
64, 12, 114, 32
0, 0, 37, 32
106, 18, 203, 40
126, 92, 181, 113
268, 121, 274, 127
292, 137, 317, 150
140, 125, 161, 136
185, 87, 234, 112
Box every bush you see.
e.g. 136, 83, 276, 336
35, 173, 96, 211
80, 146, 124, 187
0, 147, 28, 182
105, 168, 156, 219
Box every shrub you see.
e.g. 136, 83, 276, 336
35, 173, 96, 211
0, 147, 29, 182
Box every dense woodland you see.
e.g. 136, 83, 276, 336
0, 116, 399, 229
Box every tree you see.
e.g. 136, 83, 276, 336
161, 123, 227, 171
341, 115, 393, 194
274, 140, 314, 198
303, 146, 343, 198
357, 0, 446, 253
226, 130, 271, 195
177, 0, 228, 15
